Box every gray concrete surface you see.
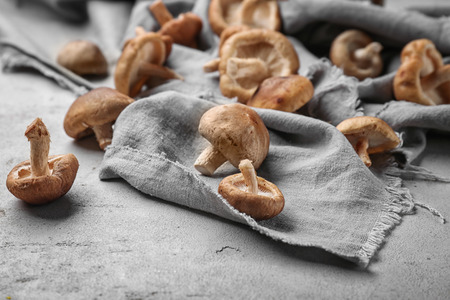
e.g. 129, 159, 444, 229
1, 0, 450, 299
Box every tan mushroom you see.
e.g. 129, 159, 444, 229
218, 28, 300, 103
336, 116, 400, 167
6, 118, 79, 205
63, 87, 134, 150
149, 0, 203, 48
194, 103, 270, 176
57, 40, 108, 76
218, 159, 284, 220
115, 28, 182, 97
208, 0, 280, 36
393, 39, 450, 106
330, 30, 383, 81
246, 75, 314, 112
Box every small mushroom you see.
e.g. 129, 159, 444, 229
57, 40, 108, 76
393, 39, 450, 106
336, 116, 400, 167
246, 75, 314, 112
194, 103, 270, 176
6, 118, 79, 205
63, 87, 134, 150
149, 0, 203, 48
330, 30, 383, 81
218, 159, 284, 220
115, 28, 182, 97
218, 29, 300, 103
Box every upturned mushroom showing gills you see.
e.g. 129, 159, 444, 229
63, 87, 134, 150
115, 28, 182, 97
6, 118, 79, 205
194, 103, 270, 176
336, 116, 400, 167
330, 30, 383, 81
57, 40, 108, 76
218, 28, 300, 103
394, 39, 450, 106
246, 75, 314, 112
218, 159, 284, 220
149, 0, 203, 48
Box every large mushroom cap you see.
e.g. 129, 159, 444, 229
218, 29, 300, 103
6, 154, 79, 205
198, 103, 270, 171
57, 40, 108, 76
330, 29, 383, 81
394, 39, 450, 106
247, 75, 314, 112
159, 12, 203, 48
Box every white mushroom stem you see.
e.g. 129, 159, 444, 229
138, 62, 184, 80
354, 137, 372, 167
420, 65, 450, 91
194, 144, 227, 176
203, 58, 221, 73
354, 42, 383, 64
25, 118, 51, 177
92, 122, 114, 151
149, 0, 173, 26
238, 159, 258, 194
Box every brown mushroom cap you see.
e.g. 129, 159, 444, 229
63, 87, 134, 149
159, 12, 203, 48
6, 154, 79, 205
57, 40, 108, 76
218, 29, 300, 103
330, 30, 383, 81
247, 75, 314, 112
393, 39, 450, 106
336, 116, 400, 167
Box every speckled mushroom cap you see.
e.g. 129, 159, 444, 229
336, 116, 400, 155
63, 87, 134, 140
330, 30, 383, 81
218, 29, 300, 103
198, 103, 270, 170
218, 173, 284, 220
6, 154, 79, 205
57, 40, 108, 76
247, 75, 314, 112
114, 32, 169, 97
393, 39, 450, 106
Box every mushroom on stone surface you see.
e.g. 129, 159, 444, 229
57, 40, 108, 76
115, 28, 182, 97
149, 0, 203, 48
336, 116, 400, 167
6, 118, 79, 205
393, 39, 450, 106
63, 87, 134, 150
218, 28, 300, 103
194, 103, 270, 176
330, 29, 383, 81
246, 75, 314, 112
218, 159, 284, 220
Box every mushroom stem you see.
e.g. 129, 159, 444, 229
227, 57, 269, 81
92, 122, 114, 150
354, 137, 371, 167
138, 62, 184, 80
420, 65, 450, 91
149, 0, 173, 26
25, 118, 51, 177
203, 58, 221, 73
354, 42, 383, 64
238, 159, 258, 194
194, 144, 228, 176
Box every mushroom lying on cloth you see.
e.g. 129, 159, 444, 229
6, 118, 79, 205
64, 87, 134, 150
218, 159, 284, 220
209, 0, 280, 36
336, 116, 400, 167
115, 27, 182, 97
194, 103, 270, 176
57, 40, 108, 76
330, 29, 383, 81
394, 39, 450, 106
217, 28, 300, 103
